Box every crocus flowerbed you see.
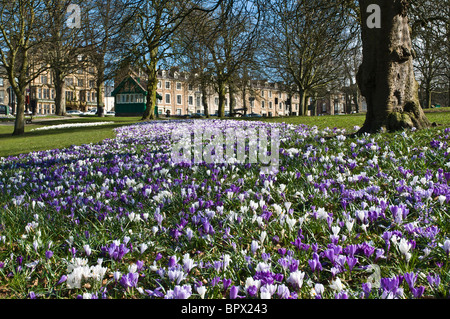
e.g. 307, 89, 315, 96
0, 119, 449, 299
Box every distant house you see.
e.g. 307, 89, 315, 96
112, 75, 161, 117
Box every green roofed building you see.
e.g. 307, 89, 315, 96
112, 75, 162, 117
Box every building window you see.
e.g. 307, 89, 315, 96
215, 97, 219, 106
158, 81, 162, 89
0, 78, 3, 86
0, 91, 4, 103
165, 81, 170, 89
176, 108, 182, 115
188, 96, 193, 105
262, 100, 265, 108
269, 91, 272, 98
269, 101, 272, 109
43, 88, 50, 99
177, 94, 182, 105
38, 88, 42, 99
165, 93, 171, 104
176, 82, 182, 90
65, 78, 74, 86
196, 96, 201, 107
188, 84, 193, 91
66, 91, 74, 101
261, 90, 264, 97
322, 103, 326, 112
41, 75, 48, 84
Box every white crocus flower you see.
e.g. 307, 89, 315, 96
287, 270, 305, 289
398, 238, 412, 262
196, 285, 207, 299
329, 278, 344, 292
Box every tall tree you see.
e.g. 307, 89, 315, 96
0, 0, 48, 135
130, 0, 222, 121
41, 0, 85, 116
206, 0, 261, 118
174, 9, 216, 117
83, 0, 138, 117
357, 0, 431, 132
410, 0, 449, 108
262, 0, 354, 116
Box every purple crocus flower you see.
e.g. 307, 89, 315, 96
45, 250, 53, 259
223, 278, 232, 290
120, 272, 139, 289
168, 256, 178, 268
171, 285, 192, 299
404, 272, 417, 289
411, 286, 425, 298
427, 273, 441, 289
247, 285, 258, 297
230, 285, 240, 299
335, 291, 348, 299
288, 259, 299, 272
57, 275, 67, 285
346, 256, 358, 271
324, 248, 335, 263
361, 282, 372, 298
136, 260, 144, 272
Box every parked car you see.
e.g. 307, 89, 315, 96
105, 111, 115, 116
81, 109, 97, 116
66, 110, 82, 115
243, 113, 262, 118
189, 113, 205, 118
0, 104, 11, 115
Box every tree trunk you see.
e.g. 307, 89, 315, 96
54, 74, 66, 116
201, 85, 209, 117
13, 93, 25, 136
141, 48, 158, 121
353, 88, 361, 113
298, 90, 307, 116
96, 85, 104, 117
242, 85, 247, 115
97, 59, 105, 117
357, 0, 431, 133
142, 73, 158, 120
424, 84, 432, 109
229, 84, 235, 116
217, 81, 226, 118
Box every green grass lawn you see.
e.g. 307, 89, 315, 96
1, 111, 449, 158
0, 116, 141, 158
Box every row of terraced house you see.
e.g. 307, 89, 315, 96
1, 62, 365, 117
0, 64, 113, 116
112, 68, 366, 117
